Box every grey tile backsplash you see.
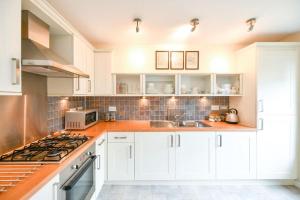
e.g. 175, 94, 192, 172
48, 96, 229, 133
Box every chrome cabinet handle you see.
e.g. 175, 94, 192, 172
11, 58, 20, 85
170, 135, 174, 147
177, 134, 181, 147
114, 136, 127, 139
217, 135, 222, 147
88, 79, 91, 92
98, 139, 106, 146
53, 182, 59, 200
258, 100, 264, 112
76, 76, 80, 91
258, 118, 264, 130
129, 145, 132, 159
97, 155, 101, 169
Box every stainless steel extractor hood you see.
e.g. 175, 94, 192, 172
21, 10, 89, 78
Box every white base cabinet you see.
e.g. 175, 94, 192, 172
175, 132, 215, 180
216, 132, 256, 179
108, 132, 257, 181
107, 133, 134, 180
135, 132, 176, 180
92, 135, 106, 199
30, 174, 59, 200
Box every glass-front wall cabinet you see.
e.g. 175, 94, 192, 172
114, 74, 142, 95
179, 74, 213, 95
144, 74, 176, 95
214, 74, 242, 96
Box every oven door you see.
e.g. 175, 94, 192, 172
62, 155, 96, 200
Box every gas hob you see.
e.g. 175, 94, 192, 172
0, 132, 89, 163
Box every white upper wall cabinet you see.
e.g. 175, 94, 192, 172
144, 74, 177, 96
94, 51, 113, 96
113, 74, 142, 96
48, 35, 94, 96
214, 74, 243, 96
179, 74, 213, 96
0, 0, 22, 95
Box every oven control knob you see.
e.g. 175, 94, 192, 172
71, 164, 79, 170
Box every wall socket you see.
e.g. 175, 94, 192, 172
220, 105, 228, 110
211, 105, 220, 111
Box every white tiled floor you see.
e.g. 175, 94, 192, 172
97, 185, 300, 200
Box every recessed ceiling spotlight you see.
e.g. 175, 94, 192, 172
190, 18, 199, 32
133, 18, 142, 33
246, 18, 256, 32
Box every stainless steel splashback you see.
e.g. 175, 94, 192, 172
0, 72, 48, 155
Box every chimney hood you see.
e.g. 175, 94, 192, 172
21, 10, 89, 78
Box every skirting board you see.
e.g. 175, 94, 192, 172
105, 180, 295, 186
294, 180, 300, 188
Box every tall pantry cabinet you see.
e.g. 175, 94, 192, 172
231, 43, 300, 179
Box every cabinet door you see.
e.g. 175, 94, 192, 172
176, 132, 215, 180
30, 174, 59, 200
86, 47, 94, 95
107, 143, 134, 180
94, 135, 106, 198
135, 133, 176, 180
257, 116, 297, 179
216, 132, 256, 179
257, 47, 297, 115
73, 36, 87, 95
94, 52, 113, 95
0, 0, 21, 95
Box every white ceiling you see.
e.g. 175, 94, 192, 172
46, 0, 300, 47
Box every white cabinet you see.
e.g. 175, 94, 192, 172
144, 74, 177, 96
257, 116, 296, 179
135, 132, 176, 180
0, 0, 21, 95
233, 43, 299, 180
94, 51, 113, 96
175, 132, 215, 180
30, 174, 59, 200
179, 74, 213, 95
107, 132, 134, 180
86, 46, 95, 95
48, 35, 94, 96
113, 74, 143, 95
214, 74, 243, 96
215, 132, 256, 179
73, 36, 87, 95
93, 135, 106, 199
256, 46, 298, 179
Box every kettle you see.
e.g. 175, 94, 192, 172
225, 108, 239, 124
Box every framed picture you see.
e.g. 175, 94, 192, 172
170, 51, 184, 70
185, 51, 199, 70
155, 51, 169, 70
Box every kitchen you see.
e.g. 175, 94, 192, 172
0, 0, 300, 199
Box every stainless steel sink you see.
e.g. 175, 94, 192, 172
149, 120, 211, 128
178, 120, 212, 128
150, 120, 176, 128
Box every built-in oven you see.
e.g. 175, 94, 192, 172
59, 145, 96, 200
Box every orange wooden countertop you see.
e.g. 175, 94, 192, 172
0, 120, 255, 200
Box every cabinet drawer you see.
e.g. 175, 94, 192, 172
108, 132, 134, 143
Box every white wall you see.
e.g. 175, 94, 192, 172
97, 44, 242, 74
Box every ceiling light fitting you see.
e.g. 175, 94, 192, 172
190, 18, 199, 32
246, 18, 256, 32
133, 18, 142, 33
